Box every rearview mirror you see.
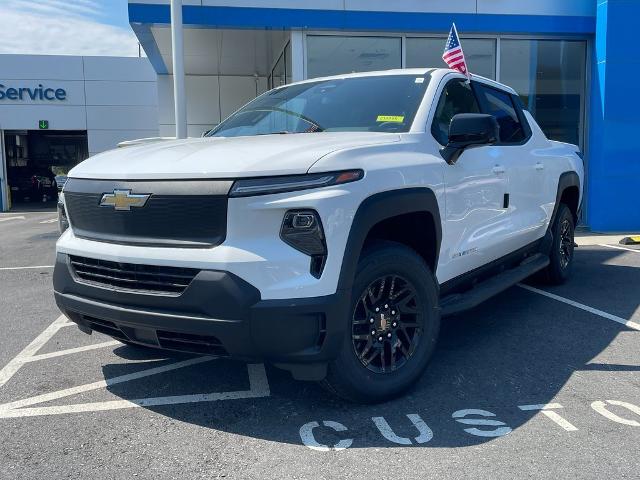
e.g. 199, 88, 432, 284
440, 113, 499, 165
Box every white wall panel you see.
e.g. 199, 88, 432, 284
86, 105, 159, 131
83, 56, 157, 82
88, 129, 160, 155
158, 74, 221, 125
157, 75, 174, 124
186, 76, 221, 124
159, 124, 213, 138
0, 105, 87, 130
85, 81, 157, 106
219, 76, 259, 119
0, 55, 83, 80
159, 124, 175, 137
159, 73, 266, 136
257, 77, 268, 95
477, 0, 595, 16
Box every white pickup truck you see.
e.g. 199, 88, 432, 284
54, 69, 583, 403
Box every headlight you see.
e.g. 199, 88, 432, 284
57, 194, 69, 234
229, 170, 364, 198
280, 209, 327, 278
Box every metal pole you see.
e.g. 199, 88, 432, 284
0, 128, 9, 212
170, 0, 187, 139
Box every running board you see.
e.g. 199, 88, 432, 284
440, 253, 550, 317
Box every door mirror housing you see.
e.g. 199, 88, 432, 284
441, 113, 499, 165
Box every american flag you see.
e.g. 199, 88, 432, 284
442, 24, 469, 77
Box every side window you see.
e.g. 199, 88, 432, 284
431, 80, 480, 146
475, 85, 526, 144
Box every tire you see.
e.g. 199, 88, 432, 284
542, 203, 575, 285
321, 241, 440, 403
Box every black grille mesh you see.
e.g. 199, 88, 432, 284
70, 255, 199, 295
64, 193, 227, 248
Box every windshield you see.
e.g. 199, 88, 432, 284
208, 74, 430, 138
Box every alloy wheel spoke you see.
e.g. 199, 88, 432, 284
362, 346, 380, 366
353, 334, 371, 341
352, 274, 424, 374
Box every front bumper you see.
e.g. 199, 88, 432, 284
53, 253, 349, 379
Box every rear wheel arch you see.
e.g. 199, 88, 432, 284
336, 188, 442, 293
551, 171, 581, 226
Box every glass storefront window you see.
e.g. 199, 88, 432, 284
406, 37, 496, 79
306, 35, 402, 79
500, 39, 586, 148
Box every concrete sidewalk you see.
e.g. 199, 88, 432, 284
576, 231, 640, 246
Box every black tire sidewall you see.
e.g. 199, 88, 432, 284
327, 242, 440, 402
548, 204, 575, 283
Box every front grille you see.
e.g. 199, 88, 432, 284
63, 178, 232, 248
70, 255, 199, 295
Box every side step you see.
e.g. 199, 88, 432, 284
440, 253, 550, 317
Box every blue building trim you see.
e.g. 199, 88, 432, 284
130, 22, 168, 74
587, 0, 640, 231
128, 3, 595, 35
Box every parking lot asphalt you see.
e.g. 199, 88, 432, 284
0, 212, 638, 479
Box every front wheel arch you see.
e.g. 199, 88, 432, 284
336, 188, 442, 293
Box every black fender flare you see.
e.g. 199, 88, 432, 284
336, 188, 442, 293
550, 171, 581, 228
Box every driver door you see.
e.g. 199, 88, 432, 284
433, 79, 510, 283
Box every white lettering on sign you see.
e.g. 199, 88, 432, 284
298, 399, 640, 450
452, 409, 512, 437
591, 400, 640, 427
518, 403, 578, 432
299, 421, 353, 451
372, 414, 434, 445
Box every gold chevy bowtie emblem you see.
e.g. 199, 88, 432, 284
99, 190, 150, 211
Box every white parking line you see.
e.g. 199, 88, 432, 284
0, 314, 271, 418
0, 315, 70, 388
0, 356, 214, 413
0, 216, 25, 223
598, 244, 640, 253
39, 218, 58, 224
0, 265, 54, 271
0, 362, 270, 418
23, 341, 121, 362
517, 284, 640, 331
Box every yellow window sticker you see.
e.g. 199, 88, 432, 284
377, 115, 405, 123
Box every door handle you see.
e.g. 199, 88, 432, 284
535, 162, 545, 171
492, 165, 506, 175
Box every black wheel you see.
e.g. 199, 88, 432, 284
321, 241, 440, 403
542, 204, 575, 284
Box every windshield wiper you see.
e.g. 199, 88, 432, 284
243, 107, 325, 132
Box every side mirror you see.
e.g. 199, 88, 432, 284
440, 113, 499, 165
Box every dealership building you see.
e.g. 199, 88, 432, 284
1, 1, 636, 232
0, 55, 158, 211
123, 0, 637, 232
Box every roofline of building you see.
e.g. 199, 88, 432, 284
128, 3, 596, 75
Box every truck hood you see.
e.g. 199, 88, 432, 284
69, 132, 400, 180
